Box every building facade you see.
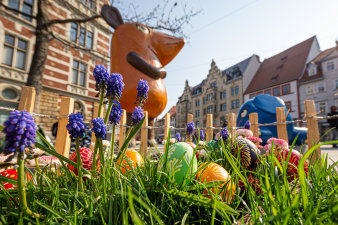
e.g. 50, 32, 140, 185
299, 43, 338, 136
0, 0, 110, 137
176, 55, 260, 129
244, 36, 321, 120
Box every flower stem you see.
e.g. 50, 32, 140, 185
104, 99, 114, 125
17, 151, 40, 218
92, 140, 99, 173
110, 124, 116, 166
75, 138, 84, 192
97, 92, 105, 119
34, 157, 41, 173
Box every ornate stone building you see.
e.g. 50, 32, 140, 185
0, 0, 110, 137
176, 55, 260, 129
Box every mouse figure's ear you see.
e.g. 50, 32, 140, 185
101, 4, 124, 29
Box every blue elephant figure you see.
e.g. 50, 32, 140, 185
237, 94, 307, 145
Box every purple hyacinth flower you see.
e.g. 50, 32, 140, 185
136, 79, 149, 106
91, 117, 106, 139
186, 122, 194, 136
93, 65, 109, 91
244, 120, 251, 129
175, 132, 181, 142
66, 113, 88, 139
131, 106, 144, 125
220, 127, 229, 142
2, 110, 37, 155
109, 100, 123, 125
106, 73, 124, 100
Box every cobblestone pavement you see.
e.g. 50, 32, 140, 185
321, 144, 338, 166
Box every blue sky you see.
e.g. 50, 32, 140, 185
115, 0, 338, 119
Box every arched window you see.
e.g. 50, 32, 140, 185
73, 101, 85, 118
0, 85, 20, 124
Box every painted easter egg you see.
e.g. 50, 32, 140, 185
277, 149, 308, 181
0, 169, 32, 190
185, 142, 196, 149
196, 162, 235, 203
158, 142, 197, 186
69, 148, 100, 175
231, 138, 259, 170
117, 149, 144, 174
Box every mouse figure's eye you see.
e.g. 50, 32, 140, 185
241, 109, 248, 118
136, 24, 149, 34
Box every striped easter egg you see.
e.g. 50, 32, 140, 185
277, 149, 308, 181
69, 148, 100, 175
231, 138, 259, 170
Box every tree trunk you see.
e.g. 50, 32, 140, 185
26, 0, 49, 114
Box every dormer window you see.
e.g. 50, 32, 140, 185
327, 61, 335, 71
308, 64, 317, 76
281, 55, 288, 61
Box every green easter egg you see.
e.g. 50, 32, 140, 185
159, 142, 197, 185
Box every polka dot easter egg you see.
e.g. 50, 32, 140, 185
117, 149, 144, 174
69, 148, 100, 175
196, 162, 235, 203
277, 149, 308, 181
158, 142, 197, 186
0, 169, 33, 190
231, 138, 259, 171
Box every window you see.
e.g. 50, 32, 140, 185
264, 89, 271, 95
70, 23, 93, 49
335, 80, 338, 89
214, 105, 217, 113
195, 99, 200, 107
72, 60, 86, 87
74, 101, 85, 115
285, 101, 292, 111
256, 91, 263, 96
7, 0, 34, 21
196, 121, 200, 127
273, 87, 280, 96
318, 102, 326, 113
220, 90, 226, 99
203, 108, 206, 115
207, 93, 213, 101
276, 65, 283, 71
80, 0, 95, 9
235, 86, 239, 95
195, 110, 200, 117
210, 82, 216, 87
2, 34, 28, 70
327, 61, 335, 71
309, 67, 317, 76
220, 103, 227, 112
307, 85, 314, 95
231, 87, 235, 96
207, 105, 213, 113
317, 82, 325, 93
232, 100, 235, 109
203, 97, 206, 104
282, 84, 290, 95
236, 99, 240, 108
249, 93, 255, 99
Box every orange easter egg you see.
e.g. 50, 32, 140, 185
196, 162, 235, 203
117, 149, 144, 174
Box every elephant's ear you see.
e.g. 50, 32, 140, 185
253, 94, 285, 114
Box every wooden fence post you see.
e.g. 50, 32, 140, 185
228, 113, 236, 138
140, 111, 148, 156
18, 86, 36, 113
305, 100, 321, 164
91, 102, 103, 144
206, 114, 213, 142
276, 107, 288, 142
164, 113, 171, 141
118, 110, 127, 149
249, 113, 259, 138
186, 113, 194, 142
55, 97, 74, 157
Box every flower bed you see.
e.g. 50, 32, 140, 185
0, 65, 337, 224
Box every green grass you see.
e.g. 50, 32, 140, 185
0, 131, 337, 224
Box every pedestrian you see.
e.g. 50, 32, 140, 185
327, 106, 338, 147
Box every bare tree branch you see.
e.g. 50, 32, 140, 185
40, 15, 101, 28
48, 30, 109, 61
0, 2, 37, 19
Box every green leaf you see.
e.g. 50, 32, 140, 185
0, 174, 18, 186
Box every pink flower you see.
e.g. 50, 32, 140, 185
245, 136, 262, 143
236, 129, 253, 138
263, 144, 272, 153
264, 137, 289, 154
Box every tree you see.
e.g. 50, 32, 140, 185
1, 0, 200, 113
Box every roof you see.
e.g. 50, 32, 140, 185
168, 106, 176, 117
299, 47, 335, 83
191, 80, 205, 95
245, 36, 316, 94
222, 55, 253, 80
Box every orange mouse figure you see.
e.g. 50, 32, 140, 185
101, 5, 184, 121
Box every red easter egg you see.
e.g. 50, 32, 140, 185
68, 148, 100, 175
0, 169, 33, 190
277, 149, 308, 181
117, 149, 144, 174
196, 162, 235, 203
